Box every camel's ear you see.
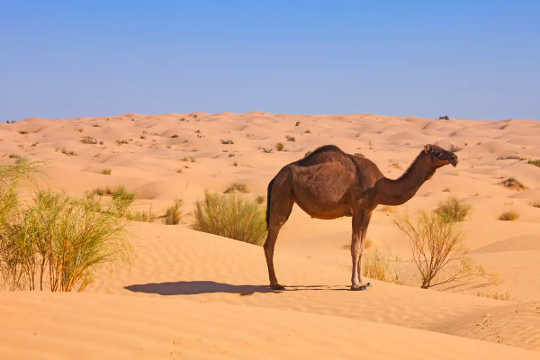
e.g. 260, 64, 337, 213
424, 144, 432, 153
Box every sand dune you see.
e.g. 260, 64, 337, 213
1, 113, 539, 358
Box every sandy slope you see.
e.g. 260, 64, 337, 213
0, 113, 539, 358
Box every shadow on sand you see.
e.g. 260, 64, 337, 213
125, 281, 350, 295
125, 281, 275, 295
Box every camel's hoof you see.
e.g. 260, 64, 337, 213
350, 282, 371, 291
270, 284, 285, 290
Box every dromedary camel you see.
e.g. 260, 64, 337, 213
264, 144, 458, 290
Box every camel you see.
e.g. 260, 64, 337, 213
264, 144, 458, 290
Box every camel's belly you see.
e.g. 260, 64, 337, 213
296, 201, 352, 219
290, 162, 354, 219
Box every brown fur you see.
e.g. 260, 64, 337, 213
264, 144, 457, 290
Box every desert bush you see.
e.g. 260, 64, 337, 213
100, 168, 111, 175
275, 142, 284, 151
164, 199, 183, 225
498, 211, 519, 221
0, 159, 35, 228
81, 136, 98, 144
435, 197, 471, 223
286, 135, 295, 142
0, 190, 127, 291
61, 148, 76, 156
474, 291, 510, 301
87, 186, 135, 217
362, 249, 400, 283
193, 192, 266, 245
530, 201, 540, 208
496, 154, 524, 160
255, 195, 265, 205
394, 211, 478, 288
499, 177, 526, 190
528, 159, 540, 167
224, 183, 250, 194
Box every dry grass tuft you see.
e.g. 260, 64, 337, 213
275, 142, 285, 151
224, 183, 250, 194
499, 177, 527, 191
394, 210, 482, 288
60, 148, 76, 156
528, 159, 540, 167
530, 200, 540, 208
497, 154, 525, 160
362, 249, 400, 284
164, 199, 183, 225
474, 291, 510, 301
81, 136, 98, 144
125, 208, 155, 222
286, 135, 295, 142
498, 211, 519, 221
100, 168, 112, 175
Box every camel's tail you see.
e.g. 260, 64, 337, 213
266, 177, 276, 229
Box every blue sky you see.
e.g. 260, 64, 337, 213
1, 1, 539, 121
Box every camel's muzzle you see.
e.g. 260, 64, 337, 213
450, 154, 458, 167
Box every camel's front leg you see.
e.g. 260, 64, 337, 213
351, 211, 372, 290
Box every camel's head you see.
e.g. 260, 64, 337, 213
423, 144, 458, 168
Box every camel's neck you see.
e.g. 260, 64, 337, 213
374, 153, 435, 206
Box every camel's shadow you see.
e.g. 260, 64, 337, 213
125, 281, 275, 295
125, 281, 348, 295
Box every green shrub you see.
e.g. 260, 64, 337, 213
193, 192, 266, 245
528, 159, 540, 167
0, 190, 127, 291
498, 211, 519, 221
100, 168, 112, 175
434, 197, 471, 223
164, 199, 183, 225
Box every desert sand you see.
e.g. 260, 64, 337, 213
1, 112, 539, 359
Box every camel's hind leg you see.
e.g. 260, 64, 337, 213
264, 171, 294, 290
